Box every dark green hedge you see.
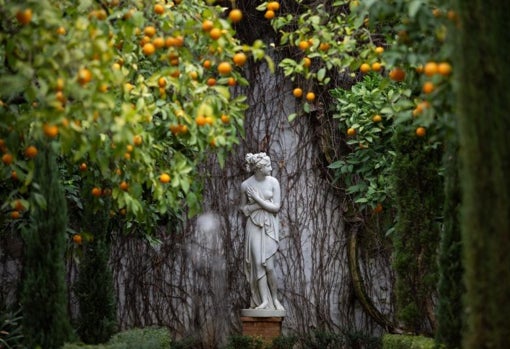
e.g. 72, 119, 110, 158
382, 334, 435, 349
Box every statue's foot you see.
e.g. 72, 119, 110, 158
255, 301, 269, 310
273, 299, 284, 311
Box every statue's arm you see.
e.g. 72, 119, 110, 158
249, 177, 281, 214
240, 182, 258, 216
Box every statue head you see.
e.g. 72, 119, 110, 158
245, 152, 271, 173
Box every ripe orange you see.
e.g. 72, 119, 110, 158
423, 62, 438, 76
98, 83, 108, 93
389, 67, 405, 82
206, 78, 216, 86
264, 10, 275, 19
228, 77, 237, 86
267, 1, 280, 11
432, 8, 442, 17
360, 63, 371, 74
25, 145, 38, 159
306, 92, 315, 102
119, 181, 129, 191
133, 135, 143, 146
298, 40, 310, 51
16, 9, 32, 25
56, 26, 66, 35
77, 68, 92, 85
11, 211, 20, 220
152, 37, 165, 49
375, 46, 384, 54
203, 60, 212, 69
91, 187, 102, 197
229, 9, 243, 23
73, 234, 83, 244
79, 162, 87, 171
233, 52, 247, 66
205, 116, 214, 125
189, 71, 198, 80
195, 115, 207, 126
221, 114, 230, 123
154, 4, 164, 14
293, 88, 303, 98
373, 203, 383, 213
43, 123, 59, 138
159, 173, 171, 183
218, 62, 232, 75
11, 171, 18, 181
422, 81, 435, 94
438, 62, 452, 76
2, 153, 13, 165
202, 20, 214, 31
319, 42, 330, 51
142, 43, 156, 56
303, 57, 311, 68
158, 77, 167, 88
170, 69, 180, 78
14, 200, 25, 211
347, 128, 356, 136
144, 26, 156, 37
174, 35, 184, 47
371, 62, 382, 71
416, 127, 426, 137
56, 78, 64, 91
372, 114, 382, 122
209, 28, 221, 40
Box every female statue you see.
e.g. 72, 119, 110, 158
240, 152, 284, 311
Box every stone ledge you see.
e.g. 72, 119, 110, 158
240, 308, 286, 318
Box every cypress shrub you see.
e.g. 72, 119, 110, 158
390, 129, 443, 333
75, 184, 117, 343
435, 138, 463, 348
21, 143, 73, 348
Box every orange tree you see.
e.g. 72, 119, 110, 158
0, 0, 268, 228
260, 0, 459, 340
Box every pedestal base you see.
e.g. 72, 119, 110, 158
240, 309, 285, 343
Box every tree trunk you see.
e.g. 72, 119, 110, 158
454, 1, 510, 347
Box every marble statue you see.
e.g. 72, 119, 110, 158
240, 152, 284, 311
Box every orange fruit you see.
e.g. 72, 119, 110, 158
14, 200, 25, 211
267, 1, 280, 11
371, 62, 382, 71
432, 8, 442, 17
55, 91, 66, 104
202, 20, 214, 31
142, 43, 156, 56
77, 68, 92, 85
73, 234, 83, 244
298, 40, 310, 51
43, 123, 59, 138
319, 42, 330, 51
189, 71, 198, 80
170, 69, 180, 78
154, 4, 165, 14
264, 10, 275, 19
375, 46, 384, 54
306, 92, 315, 102
25, 145, 38, 159
79, 162, 87, 171
2, 153, 13, 165
144, 26, 156, 37
422, 81, 435, 94
158, 77, 167, 88
195, 115, 207, 126
228, 77, 237, 86
165, 36, 176, 47
438, 62, 452, 76
389, 67, 405, 82
206, 78, 216, 86
360, 63, 371, 73
218, 62, 232, 75
11, 171, 18, 180
347, 128, 356, 136
233, 52, 247, 66
372, 114, 382, 122
56, 78, 64, 91
293, 88, 303, 98
303, 57, 311, 68
423, 62, 438, 76
373, 203, 383, 213
56, 26, 66, 35
229, 9, 243, 23
91, 187, 102, 197
416, 127, 426, 137
221, 114, 230, 123
203, 60, 212, 69
11, 211, 20, 219
205, 116, 214, 125
98, 83, 108, 93
159, 173, 171, 183
174, 35, 184, 47
119, 181, 129, 191
152, 37, 165, 49
133, 135, 143, 146
209, 28, 221, 40
16, 9, 32, 25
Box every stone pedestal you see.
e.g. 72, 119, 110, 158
240, 309, 285, 343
